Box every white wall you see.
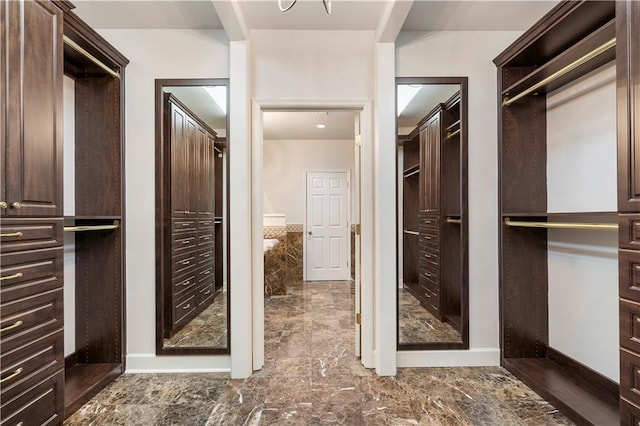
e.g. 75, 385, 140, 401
63, 75, 76, 357
263, 139, 355, 224
396, 31, 522, 363
546, 63, 618, 382
95, 29, 231, 371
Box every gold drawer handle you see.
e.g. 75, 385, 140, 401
1, 320, 23, 333
180, 260, 191, 265
181, 240, 191, 245
182, 304, 191, 310
426, 272, 432, 277
425, 254, 432, 259
424, 293, 431, 298
203, 270, 211, 275
0, 367, 24, 384
0, 232, 23, 238
636, 317, 640, 323
181, 223, 191, 227
202, 253, 211, 258
179, 280, 190, 287
0, 272, 23, 281
204, 290, 211, 295
425, 236, 432, 240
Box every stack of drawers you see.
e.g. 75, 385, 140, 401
418, 213, 442, 319
0, 219, 64, 424
170, 217, 215, 334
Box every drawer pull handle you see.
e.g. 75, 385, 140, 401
203, 270, 211, 275
202, 253, 211, 258
0, 232, 23, 238
426, 272, 432, 277
425, 254, 431, 259
181, 240, 191, 245
180, 260, 191, 265
636, 317, 640, 323
425, 293, 431, 298
11, 202, 21, 210
181, 223, 191, 227
0, 367, 24, 384
0, 272, 23, 281
425, 236, 432, 240
204, 290, 211, 295
182, 304, 191, 310
179, 280, 190, 287
1, 320, 23, 333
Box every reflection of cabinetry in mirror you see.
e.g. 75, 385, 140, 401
164, 94, 218, 337
403, 92, 461, 330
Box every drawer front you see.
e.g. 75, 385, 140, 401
423, 261, 439, 279
197, 283, 215, 307
172, 218, 196, 233
197, 231, 214, 248
197, 265, 214, 284
621, 299, 640, 354
0, 218, 63, 253
1, 330, 63, 404
421, 214, 439, 230
423, 250, 439, 266
173, 273, 197, 299
622, 349, 640, 407
621, 214, 640, 250
172, 232, 197, 255
172, 252, 197, 278
621, 397, 640, 426
0, 248, 63, 304
197, 219, 215, 230
0, 370, 63, 426
621, 249, 640, 301
1, 288, 64, 354
196, 248, 214, 267
173, 294, 196, 327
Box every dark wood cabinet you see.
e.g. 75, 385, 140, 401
2, 0, 63, 217
164, 94, 217, 336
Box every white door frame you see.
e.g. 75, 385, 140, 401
251, 99, 374, 371
303, 170, 351, 282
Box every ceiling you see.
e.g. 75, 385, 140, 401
398, 84, 459, 132
163, 86, 227, 134
263, 111, 357, 140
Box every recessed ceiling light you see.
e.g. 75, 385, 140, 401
316, 124, 327, 129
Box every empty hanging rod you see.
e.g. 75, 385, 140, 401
504, 218, 617, 231
446, 217, 461, 224
64, 221, 120, 233
404, 230, 419, 235
63, 35, 120, 79
502, 37, 616, 107
446, 129, 461, 140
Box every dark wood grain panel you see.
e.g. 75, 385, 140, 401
621, 397, 640, 426
622, 349, 640, 408
0, 247, 63, 303
620, 249, 640, 301
0, 218, 63, 253
64, 363, 121, 419
621, 299, 640, 355
0, 370, 63, 426
620, 214, 640, 250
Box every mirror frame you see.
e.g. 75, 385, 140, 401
396, 76, 469, 351
155, 78, 230, 355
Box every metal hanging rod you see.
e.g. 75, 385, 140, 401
64, 221, 120, 233
403, 230, 419, 236
504, 218, 617, 231
502, 37, 616, 107
63, 35, 120, 79
446, 217, 461, 224
446, 129, 461, 140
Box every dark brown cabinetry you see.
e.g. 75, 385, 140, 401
494, 1, 626, 423
402, 90, 464, 331
164, 94, 217, 336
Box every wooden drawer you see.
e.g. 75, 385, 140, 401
0, 248, 63, 304
421, 216, 439, 230
621, 299, 640, 354
622, 348, 640, 407
621, 214, 640, 251
0, 370, 63, 426
172, 232, 197, 255
172, 218, 196, 233
173, 294, 196, 328
1, 330, 63, 404
172, 251, 197, 278
197, 265, 214, 284
423, 250, 439, 266
196, 248, 214, 267
197, 219, 215, 230
173, 273, 197, 299
197, 231, 214, 248
0, 218, 63, 254
620, 249, 640, 301
621, 397, 640, 426
1, 288, 64, 354
197, 282, 215, 307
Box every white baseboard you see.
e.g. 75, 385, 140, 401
125, 353, 231, 373
396, 348, 500, 367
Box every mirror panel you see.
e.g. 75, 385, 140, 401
155, 79, 229, 354
397, 77, 469, 350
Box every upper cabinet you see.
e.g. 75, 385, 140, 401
2, 0, 63, 217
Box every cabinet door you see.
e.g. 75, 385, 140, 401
4, 0, 62, 217
423, 114, 441, 212
206, 135, 215, 217
170, 102, 188, 216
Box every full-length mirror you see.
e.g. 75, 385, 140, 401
155, 79, 229, 354
397, 77, 469, 350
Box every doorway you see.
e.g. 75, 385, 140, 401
253, 102, 373, 371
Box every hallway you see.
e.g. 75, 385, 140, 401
65, 281, 572, 425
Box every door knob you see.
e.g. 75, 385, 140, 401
11, 202, 20, 209
308, 231, 312, 236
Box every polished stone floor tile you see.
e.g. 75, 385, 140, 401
65, 280, 574, 426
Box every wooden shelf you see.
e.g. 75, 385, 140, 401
504, 357, 618, 425
64, 215, 122, 221
403, 164, 420, 177
502, 211, 617, 219
64, 363, 122, 418
445, 120, 461, 133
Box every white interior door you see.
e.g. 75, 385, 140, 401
305, 171, 350, 281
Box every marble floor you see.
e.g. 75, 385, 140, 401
398, 288, 461, 344
65, 280, 573, 425
163, 290, 228, 348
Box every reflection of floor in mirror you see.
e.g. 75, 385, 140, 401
163, 290, 228, 348
398, 288, 461, 344
65, 280, 572, 425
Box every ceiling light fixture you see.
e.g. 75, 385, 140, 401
278, 0, 331, 15
316, 124, 327, 129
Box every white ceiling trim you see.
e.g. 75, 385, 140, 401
212, 0, 249, 40
376, 0, 414, 42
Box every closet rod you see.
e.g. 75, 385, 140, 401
446, 129, 461, 139
502, 37, 616, 107
504, 218, 617, 231
63, 35, 120, 79
446, 217, 461, 224
404, 230, 419, 236
64, 221, 120, 233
